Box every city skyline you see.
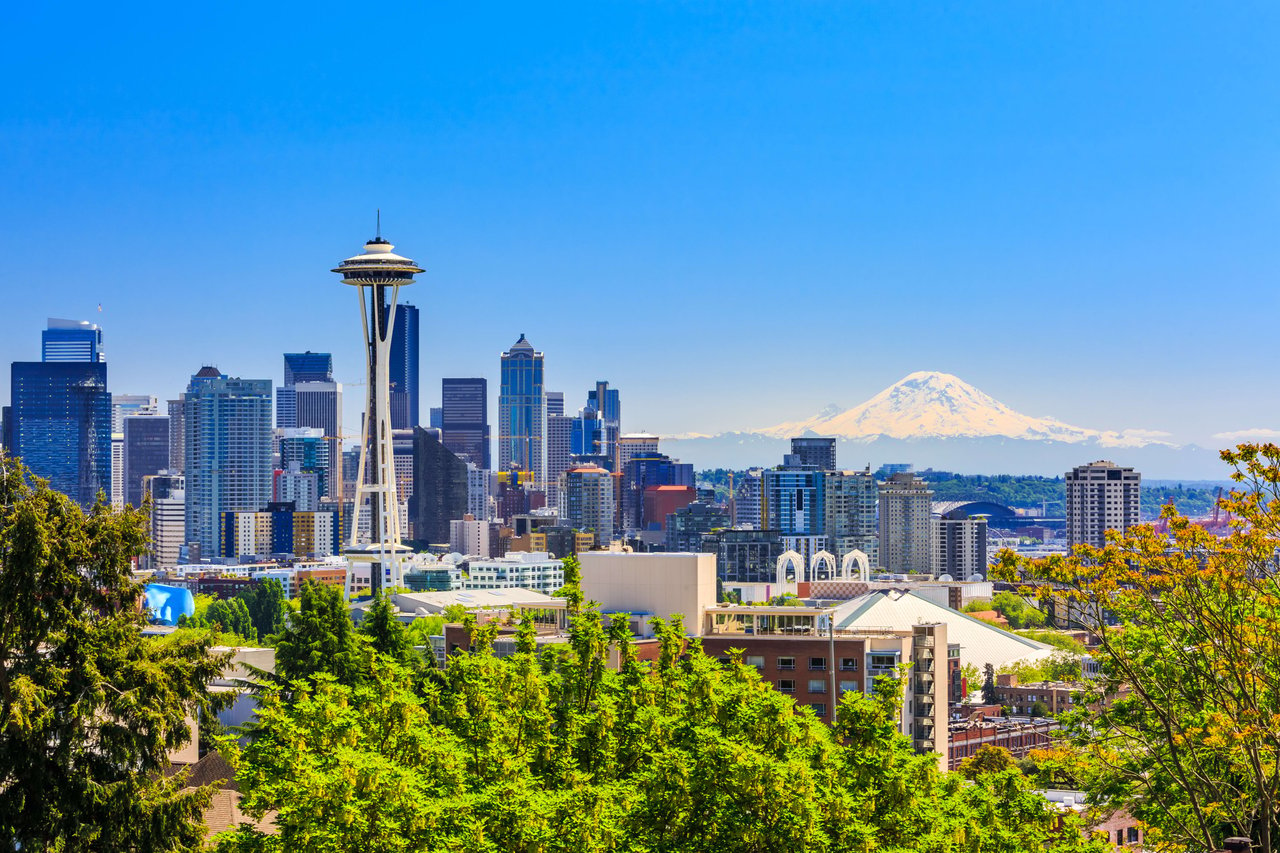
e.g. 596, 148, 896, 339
2, 4, 1277, 454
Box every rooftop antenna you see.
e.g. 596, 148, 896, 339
376, 209, 381, 241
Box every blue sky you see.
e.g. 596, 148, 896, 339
2, 2, 1277, 449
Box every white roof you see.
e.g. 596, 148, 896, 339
832, 589, 1055, 671
386, 588, 559, 615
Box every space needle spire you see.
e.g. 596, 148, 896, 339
332, 222, 423, 596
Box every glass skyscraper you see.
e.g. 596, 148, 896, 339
498, 334, 546, 489
388, 303, 419, 429
183, 367, 273, 557
9, 361, 111, 507
41, 318, 104, 363
123, 414, 170, 507
441, 377, 490, 469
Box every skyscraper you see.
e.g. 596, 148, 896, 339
933, 507, 988, 581
183, 367, 273, 557
276, 353, 342, 498
41, 318, 104, 363
587, 380, 620, 468
441, 378, 490, 468
123, 414, 169, 507
409, 427, 469, 546
166, 396, 185, 472
141, 472, 184, 571
499, 334, 546, 489
389, 303, 419, 429
878, 472, 934, 574
790, 436, 836, 472
9, 361, 111, 508
1065, 460, 1141, 549
111, 394, 157, 508
558, 463, 614, 543
823, 467, 878, 567
763, 456, 825, 536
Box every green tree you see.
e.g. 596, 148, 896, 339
996, 442, 1280, 852
237, 578, 287, 641
205, 597, 257, 643
0, 455, 232, 851
357, 593, 413, 665
959, 744, 1017, 779
982, 662, 998, 705
273, 581, 369, 686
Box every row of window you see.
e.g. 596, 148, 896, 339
777, 679, 861, 695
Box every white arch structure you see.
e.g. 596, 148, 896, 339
810, 550, 837, 581
841, 549, 871, 583
776, 550, 804, 586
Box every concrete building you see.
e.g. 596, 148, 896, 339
166, 396, 185, 473
142, 472, 185, 571
579, 552, 717, 637
498, 334, 547, 490
1065, 461, 1140, 549
618, 433, 659, 472
463, 551, 564, 595
665, 500, 730, 552
933, 505, 989, 581
733, 468, 764, 529
219, 505, 340, 560
558, 463, 614, 543
643, 485, 696, 533
878, 471, 934, 574
823, 467, 878, 568
466, 463, 491, 521
546, 409, 572, 506
183, 368, 273, 557
450, 514, 491, 558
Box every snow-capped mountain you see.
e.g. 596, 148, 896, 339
758, 371, 1172, 448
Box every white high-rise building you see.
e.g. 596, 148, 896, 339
466, 463, 491, 521
932, 509, 988, 581
878, 472, 934, 575
824, 467, 878, 568
450, 514, 491, 558
1065, 460, 1141, 549
142, 473, 185, 571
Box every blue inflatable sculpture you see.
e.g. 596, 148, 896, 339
145, 583, 195, 626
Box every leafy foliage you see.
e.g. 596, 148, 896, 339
273, 581, 370, 686
0, 454, 231, 851
996, 442, 1280, 852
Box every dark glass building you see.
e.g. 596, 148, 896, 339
441, 377, 490, 468
664, 501, 729, 552
789, 437, 837, 472
409, 427, 468, 545
388, 303, 419, 429
701, 529, 786, 584
123, 414, 169, 507
282, 351, 333, 385
9, 361, 111, 508
622, 451, 694, 532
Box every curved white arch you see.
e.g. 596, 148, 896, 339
810, 550, 837, 582
776, 549, 804, 586
841, 549, 871, 583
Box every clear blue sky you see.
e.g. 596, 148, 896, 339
2, 2, 1276, 447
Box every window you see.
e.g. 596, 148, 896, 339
839, 680, 859, 694
778, 679, 795, 694
777, 656, 795, 670
840, 657, 858, 671
869, 654, 897, 669
745, 655, 764, 669
1126, 828, 1139, 844
808, 679, 827, 694
810, 702, 826, 717
809, 656, 826, 671
716, 656, 731, 666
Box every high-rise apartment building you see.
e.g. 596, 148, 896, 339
141, 473, 184, 571
823, 467, 878, 567
1065, 460, 1141, 549
279, 427, 330, 502
276, 353, 341, 498
111, 394, 157, 508
878, 472, 934, 574
933, 507, 988, 581
41, 318, 104, 363
183, 367, 273, 557
441, 378, 490, 468
498, 334, 546, 489
733, 468, 764, 529
123, 414, 169, 507
166, 396, 185, 472
546, 391, 564, 417
409, 427, 469, 546
763, 459, 825, 536
466, 463, 491, 521
389, 303, 419, 429
790, 436, 837, 472
618, 433, 659, 472
558, 463, 614, 543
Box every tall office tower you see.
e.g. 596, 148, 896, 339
734, 468, 764, 528
546, 411, 572, 505
9, 360, 111, 508
276, 351, 333, 427
546, 391, 564, 417
466, 462, 491, 521
123, 414, 169, 507
790, 436, 836, 472
933, 507, 988, 581
622, 451, 694, 532
763, 456, 824, 536
42, 318, 104, 363
409, 427, 469, 546
571, 405, 605, 459
333, 232, 424, 595
141, 473, 185, 571
587, 381, 621, 468
428, 407, 443, 429
618, 433, 659, 473
878, 471, 934, 574
183, 367, 273, 558
558, 464, 614, 543
279, 427, 331, 500
1065, 460, 1141, 549
111, 394, 157, 508
393, 428, 414, 523
823, 467, 879, 567
498, 334, 546, 490
1, 406, 10, 454
166, 396, 185, 472
441, 378, 490, 468
388, 303, 420, 429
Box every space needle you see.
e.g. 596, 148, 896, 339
333, 218, 423, 597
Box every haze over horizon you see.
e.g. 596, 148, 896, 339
2, 3, 1276, 459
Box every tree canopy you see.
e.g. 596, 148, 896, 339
0, 454, 231, 851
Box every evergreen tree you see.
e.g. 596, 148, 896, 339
0, 454, 232, 851
237, 578, 287, 641
273, 581, 369, 686
358, 593, 412, 664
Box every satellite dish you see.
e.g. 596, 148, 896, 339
938, 574, 954, 582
